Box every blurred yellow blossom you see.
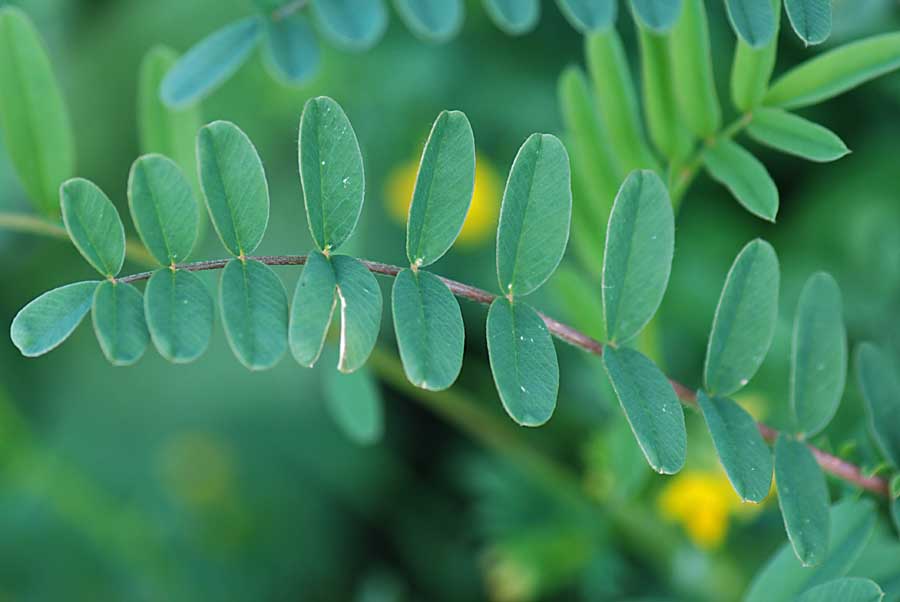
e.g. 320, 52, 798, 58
385, 153, 502, 248
158, 430, 236, 507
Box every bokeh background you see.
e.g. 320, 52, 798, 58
1, 0, 899, 600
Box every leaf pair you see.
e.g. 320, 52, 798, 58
726, 0, 831, 48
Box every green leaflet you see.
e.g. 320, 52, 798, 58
406, 110, 476, 267
160, 16, 263, 108
299, 96, 365, 252
323, 357, 385, 445
704, 239, 779, 396
602, 170, 674, 345
482, 0, 540, 35
764, 32, 900, 109
92, 281, 150, 366
263, 13, 320, 84
219, 259, 288, 371
785, 0, 831, 46
312, 0, 388, 49
748, 108, 850, 163
332, 255, 382, 373
60, 178, 126, 278
746, 498, 876, 602
144, 269, 213, 364
602, 345, 686, 474
697, 391, 772, 503
486, 298, 558, 427
555, 0, 616, 33
703, 139, 779, 221
730, 0, 780, 112
796, 578, 883, 602
496, 133, 572, 297
669, 0, 721, 137
128, 154, 199, 266
11, 281, 99, 357
775, 435, 830, 567
726, 0, 776, 48
790, 272, 847, 437
0, 7, 74, 216
855, 343, 900, 468
392, 269, 464, 391
198, 121, 270, 257
629, 0, 682, 32
394, 0, 464, 41
289, 250, 337, 368
892, 492, 900, 540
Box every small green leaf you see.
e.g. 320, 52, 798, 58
219, 259, 288, 370
496, 133, 572, 297
198, 121, 270, 257
730, 0, 781, 112
289, 250, 337, 367
487, 298, 558, 427
394, 0, 464, 41
406, 110, 475, 267
128, 154, 199, 266
855, 343, 900, 468
482, 0, 540, 35
703, 139, 779, 221
697, 391, 772, 502
775, 435, 830, 567
299, 96, 365, 252
704, 239, 780, 396
92, 281, 150, 366
60, 178, 126, 278
332, 255, 382, 373
11, 282, 99, 357
629, 0, 682, 32
785, 0, 831, 46
891, 494, 900, 539
263, 13, 320, 84
764, 32, 900, 109
555, 0, 616, 33
602, 170, 674, 345
602, 345, 686, 474
669, 0, 721, 137
748, 109, 849, 163
312, 0, 388, 49
796, 578, 883, 602
323, 356, 384, 445
392, 269, 464, 391
726, 0, 776, 48
0, 6, 74, 216
790, 272, 847, 437
161, 16, 263, 108
144, 269, 213, 363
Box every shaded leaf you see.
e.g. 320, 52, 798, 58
289, 250, 337, 367
92, 281, 150, 366
748, 108, 849, 163
775, 435, 830, 567
703, 139, 779, 221
726, 0, 776, 48
796, 578, 883, 602
11, 281, 99, 357
855, 343, 900, 468
629, 0, 682, 32
332, 255, 382, 373
312, 0, 388, 49
730, 0, 781, 112
60, 178, 126, 277
482, 0, 540, 35
144, 269, 213, 363
264, 13, 320, 84
669, 0, 721, 137
394, 0, 464, 41
323, 355, 385, 445
785, 0, 831, 46
556, 0, 616, 33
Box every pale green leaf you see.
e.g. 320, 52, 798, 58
332, 255, 382, 373
775, 435, 830, 567
264, 13, 320, 83
394, 0, 464, 41
669, 0, 721, 137
92, 281, 150, 366
556, 0, 616, 33
60, 178, 126, 278
289, 250, 337, 367
749, 109, 849, 163
703, 139, 779, 221
144, 269, 213, 364
726, 0, 776, 48
323, 357, 385, 445
796, 578, 883, 602
855, 343, 900, 468
785, 0, 831, 46
629, 0, 682, 32
11, 281, 99, 357
312, 0, 388, 49
730, 0, 781, 112
482, 0, 540, 34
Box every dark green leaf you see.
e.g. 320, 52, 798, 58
703, 139, 779, 221
855, 343, 900, 468
785, 0, 831, 46
289, 250, 337, 367
394, 0, 464, 41
0, 6, 74, 215
726, 0, 776, 48
482, 0, 540, 34
11, 281, 99, 357
748, 108, 849, 163
161, 16, 263, 107
197, 121, 270, 257
312, 0, 388, 49
796, 578, 883, 602
669, 0, 721, 137
60, 178, 126, 278
629, 0, 682, 32
264, 13, 320, 84
775, 435, 830, 567
92, 281, 150, 366
144, 269, 213, 363
323, 358, 385, 445
299, 96, 365, 252
730, 0, 781, 112
556, 0, 616, 33
704, 239, 780, 396
392, 268, 464, 391
332, 255, 382, 373
790, 272, 847, 437
496, 133, 572, 297
697, 391, 772, 502
219, 259, 288, 370
486, 298, 558, 427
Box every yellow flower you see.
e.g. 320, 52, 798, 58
385, 153, 502, 248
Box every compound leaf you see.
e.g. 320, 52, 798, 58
11, 281, 99, 357
323, 356, 385, 445
785, 0, 831, 46
748, 108, 849, 163
289, 250, 337, 367
394, 0, 464, 41
60, 178, 126, 278
92, 281, 150, 366
264, 13, 320, 83
726, 0, 776, 48
144, 269, 213, 364
855, 343, 900, 468
775, 435, 830, 567
482, 0, 540, 35
556, 0, 617, 33
332, 255, 382, 373
312, 0, 388, 49
703, 139, 779, 221
796, 578, 883, 602
629, 0, 682, 32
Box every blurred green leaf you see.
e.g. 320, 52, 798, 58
796, 578, 883, 602
92, 281, 150, 366
726, 0, 776, 48
60, 178, 126, 278
730, 0, 781, 112
748, 108, 850, 163
555, 0, 616, 33
496, 133, 571, 297
629, 0, 682, 32
892, 495, 900, 540
703, 139, 779, 221
198, 120, 270, 257
219, 259, 288, 370
602, 345, 686, 474
551, 265, 605, 341
312, 0, 388, 49
324, 361, 385, 445
855, 343, 900, 468
785, 0, 832, 46
332, 255, 382, 373
487, 298, 558, 426
264, 13, 320, 84
704, 239, 780, 396
289, 250, 337, 367
482, 0, 540, 35
144, 269, 213, 364
790, 272, 847, 437
775, 435, 830, 567
406, 110, 475, 267
394, 0, 464, 41
11, 281, 99, 357
669, 0, 721, 137
299, 96, 365, 253
161, 16, 263, 107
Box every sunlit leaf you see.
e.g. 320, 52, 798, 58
785, 0, 831, 46
703, 139, 779, 221
748, 108, 849, 163
289, 250, 337, 368
669, 0, 721, 137
312, 0, 388, 49
323, 353, 385, 445
264, 13, 320, 84
482, 0, 540, 35
394, 0, 464, 42
332, 255, 382, 373
556, 0, 616, 33
775, 435, 830, 567
726, 0, 776, 48
730, 0, 781, 112
144, 269, 213, 364
855, 343, 900, 468
60, 178, 126, 278
796, 578, 883, 602
629, 0, 682, 32
92, 281, 150, 366
11, 282, 99, 357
